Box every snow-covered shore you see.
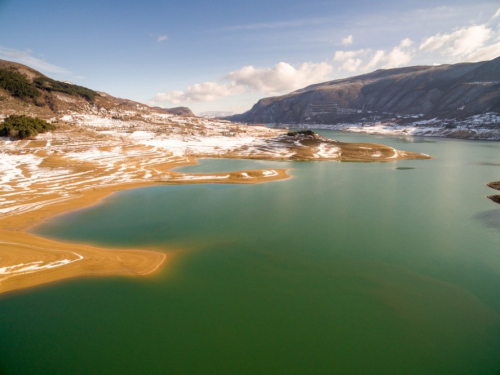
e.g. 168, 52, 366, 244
272, 113, 500, 140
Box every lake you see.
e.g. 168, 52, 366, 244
1, 130, 500, 374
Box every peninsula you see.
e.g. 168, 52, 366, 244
0, 59, 430, 295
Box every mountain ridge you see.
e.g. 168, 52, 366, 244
0, 59, 195, 119
226, 57, 500, 139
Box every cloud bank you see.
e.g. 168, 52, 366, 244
154, 8, 500, 106
419, 23, 500, 62
155, 62, 333, 104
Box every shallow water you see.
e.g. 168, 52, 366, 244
2, 131, 500, 374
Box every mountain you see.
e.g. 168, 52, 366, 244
152, 106, 195, 116
226, 57, 500, 139
0, 59, 195, 119
199, 110, 235, 119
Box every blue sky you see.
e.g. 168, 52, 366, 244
1, 0, 499, 115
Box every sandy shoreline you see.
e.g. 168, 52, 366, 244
0, 119, 430, 296
0, 159, 291, 296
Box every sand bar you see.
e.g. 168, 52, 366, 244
0, 161, 291, 296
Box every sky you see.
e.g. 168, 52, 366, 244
1, 0, 499, 115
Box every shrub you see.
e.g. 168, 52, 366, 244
0, 69, 42, 100
34, 76, 97, 101
0, 68, 98, 103
0, 115, 56, 139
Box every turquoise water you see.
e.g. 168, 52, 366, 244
1, 131, 500, 374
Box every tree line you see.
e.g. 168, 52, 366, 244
0, 68, 97, 104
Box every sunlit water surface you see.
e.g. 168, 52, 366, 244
1, 131, 500, 374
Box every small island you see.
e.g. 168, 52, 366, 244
487, 181, 500, 204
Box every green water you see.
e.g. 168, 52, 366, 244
2, 131, 500, 374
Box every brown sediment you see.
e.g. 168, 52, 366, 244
335, 141, 429, 162
265, 134, 431, 161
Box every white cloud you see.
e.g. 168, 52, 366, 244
333, 39, 414, 73
419, 24, 497, 61
157, 35, 168, 43
419, 33, 453, 52
155, 82, 244, 103
155, 9, 500, 109
331, 7, 500, 74
0, 47, 73, 76
365, 50, 385, 71
465, 42, 500, 62
334, 49, 367, 72
225, 62, 333, 93
155, 62, 334, 104
341, 35, 353, 46
382, 38, 415, 68
492, 8, 500, 20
